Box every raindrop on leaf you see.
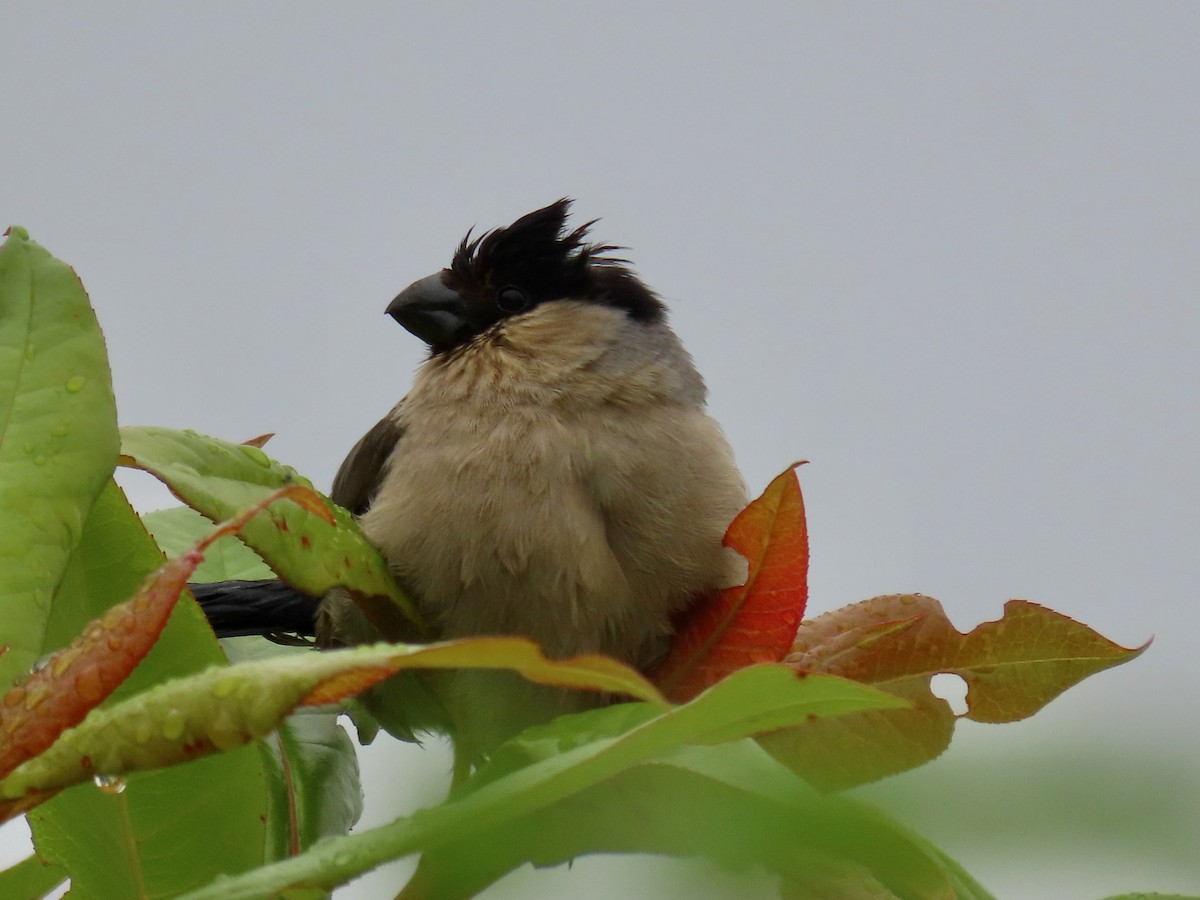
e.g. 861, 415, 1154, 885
93, 774, 127, 795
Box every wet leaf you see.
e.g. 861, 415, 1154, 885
0, 227, 118, 692
120, 425, 421, 638
0, 486, 326, 781
0, 638, 666, 799
653, 464, 808, 701
759, 594, 1148, 789
26, 480, 269, 896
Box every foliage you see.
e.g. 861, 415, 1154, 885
0, 228, 1150, 898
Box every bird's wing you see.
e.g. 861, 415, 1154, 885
330, 407, 405, 516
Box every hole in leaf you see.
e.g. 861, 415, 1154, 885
929, 672, 968, 716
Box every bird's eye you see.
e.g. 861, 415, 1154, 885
496, 286, 529, 313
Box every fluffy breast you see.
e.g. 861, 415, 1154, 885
358, 302, 747, 666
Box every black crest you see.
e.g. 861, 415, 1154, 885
444, 199, 664, 324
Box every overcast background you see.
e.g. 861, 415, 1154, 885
2, 4, 1197, 898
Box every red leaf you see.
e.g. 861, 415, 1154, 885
652, 464, 809, 702
0, 485, 329, 781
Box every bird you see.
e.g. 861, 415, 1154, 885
194, 199, 747, 762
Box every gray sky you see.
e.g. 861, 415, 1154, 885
2, 4, 1197, 898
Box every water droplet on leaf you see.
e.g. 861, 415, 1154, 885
93, 774, 127, 795
162, 708, 186, 741
65, 376, 86, 393
240, 445, 272, 467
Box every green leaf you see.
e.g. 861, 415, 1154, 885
0, 227, 118, 692
2, 638, 666, 799
0, 853, 66, 899
405, 742, 995, 900
408, 668, 919, 898
119, 425, 422, 637
221, 636, 363, 861
760, 595, 1148, 789
26, 481, 269, 899
145, 499, 397, 745
170, 665, 904, 899
476, 664, 904, 793
260, 710, 362, 861
143, 504, 273, 582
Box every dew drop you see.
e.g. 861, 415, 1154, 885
24, 344, 36, 361
899, 595, 918, 605
22, 443, 34, 454
240, 445, 272, 467
34, 455, 46, 466
76, 666, 106, 702
49, 423, 69, 437
93, 774, 127, 795
333, 851, 352, 867
162, 707, 186, 741
65, 376, 86, 393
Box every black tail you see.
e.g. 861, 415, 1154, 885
190, 579, 319, 639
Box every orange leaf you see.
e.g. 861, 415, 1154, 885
0, 485, 328, 780
759, 594, 1148, 789
653, 464, 809, 702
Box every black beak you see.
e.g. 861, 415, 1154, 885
386, 273, 471, 348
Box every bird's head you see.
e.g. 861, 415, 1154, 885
386, 199, 665, 354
